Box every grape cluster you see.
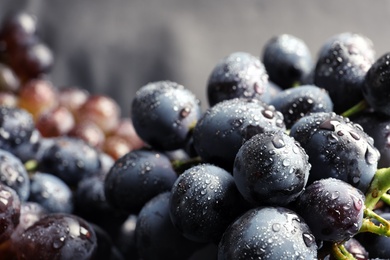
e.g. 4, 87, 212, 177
1, 10, 390, 260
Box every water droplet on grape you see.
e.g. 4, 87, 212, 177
302, 232, 315, 247
272, 135, 285, 148
272, 223, 281, 232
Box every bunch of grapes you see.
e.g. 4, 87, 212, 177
1, 10, 390, 260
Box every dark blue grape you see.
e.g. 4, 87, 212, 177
37, 136, 101, 187
314, 35, 373, 114
262, 34, 313, 89
207, 52, 268, 107
296, 178, 365, 242
131, 80, 202, 151
270, 85, 333, 128
90, 223, 119, 260
352, 111, 390, 168
218, 206, 317, 260
136, 192, 203, 260
0, 148, 30, 201
193, 98, 285, 171
114, 214, 138, 260
28, 172, 73, 213
317, 32, 375, 65
233, 130, 310, 206
104, 149, 177, 213
0, 106, 36, 153
12, 213, 97, 259
259, 80, 283, 104
10, 129, 50, 163
169, 164, 249, 243
362, 52, 390, 116
74, 174, 127, 237
290, 112, 379, 193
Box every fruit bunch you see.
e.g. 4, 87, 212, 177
1, 10, 390, 260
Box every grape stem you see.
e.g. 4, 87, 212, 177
360, 208, 390, 236
171, 156, 202, 174
341, 100, 368, 118
331, 243, 356, 260
364, 167, 390, 210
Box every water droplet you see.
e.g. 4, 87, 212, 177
352, 176, 360, 184
262, 109, 274, 119
272, 223, 281, 232
272, 135, 285, 148
302, 232, 315, 247
319, 119, 339, 131
331, 191, 339, 200
352, 195, 363, 211
327, 133, 339, 143
365, 147, 378, 165
349, 131, 360, 140
179, 107, 191, 118
282, 159, 290, 167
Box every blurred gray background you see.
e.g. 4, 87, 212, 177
1, 0, 389, 115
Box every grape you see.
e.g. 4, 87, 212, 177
270, 85, 333, 128
0, 106, 36, 153
0, 63, 20, 92
58, 86, 89, 115
290, 112, 379, 193
11, 201, 47, 238
352, 110, 390, 168
76, 94, 121, 134
73, 174, 127, 236
317, 32, 375, 65
362, 52, 390, 116
0, 184, 20, 244
104, 149, 178, 213
218, 206, 318, 259
233, 130, 310, 206
207, 51, 268, 107
36, 136, 101, 187
12, 213, 97, 259
131, 80, 202, 151
192, 98, 285, 171
107, 117, 144, 150
136, 192, 203, 260
7, 40, 54, 80
0, 91, 18, 107
114, 214, 138, 259
262, 34, 313, 89
0, 148, 30, 201
169, 163, 249, 243
295, 178, 365, 242
68, 120, 105, 149
0, 11, 37, 51
102, 135, 133, 161
314, 33, 373, 114
28, 172, 73, 213
18, 79, 58, 121
36, 105, 75, 137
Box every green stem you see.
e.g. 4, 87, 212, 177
364, 167, 390, 210
360, 208, 390, 236
341, 100, 368, 118
381, 193, 390, 205
171, 156, 202, 174
331, 243, 356, 260
24, 159, 38, 172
